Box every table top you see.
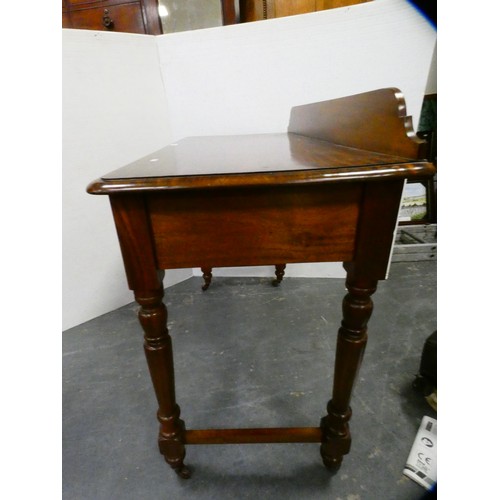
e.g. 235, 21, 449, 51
87, 132, 433, 194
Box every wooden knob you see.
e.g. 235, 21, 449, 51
102, 9, 114, 28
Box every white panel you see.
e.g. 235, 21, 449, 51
62, 30, 191, 331
425, 42, 437, 95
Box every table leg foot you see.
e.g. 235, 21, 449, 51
320, 454, 343, 473
201, 267, 213, 291
272, 264, 286, 286
157, 405, 190, 477
161, 447, 191, 479
319, 406, 351, 472
160, 438, 191, 479
174, 465, 192, 479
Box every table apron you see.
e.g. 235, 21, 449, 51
146, 184, 362, 269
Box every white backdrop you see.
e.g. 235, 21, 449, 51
62, 0, 436, 330
62, 32, 191, 331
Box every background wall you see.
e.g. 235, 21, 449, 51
425, 42, 437, 94
62, 31, 192, 331
62, 0, 436, 330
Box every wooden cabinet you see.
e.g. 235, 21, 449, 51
62, 0, 162, 35
239, 0, 371, 22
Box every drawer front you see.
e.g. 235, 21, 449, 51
147, 184, 362, 270
68, 3, 146, 33
66, 0, 129, 6
66, 0, 101, 5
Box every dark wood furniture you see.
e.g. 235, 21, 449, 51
62, 0, 163, 34
231, 0, 371, 23
397, 94, 437, 225
87, 88, 435, 478
416, 93, 437, 223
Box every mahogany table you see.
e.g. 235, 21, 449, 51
87, 88, 435, 479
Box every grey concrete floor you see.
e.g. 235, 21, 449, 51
63, 261, 436, 500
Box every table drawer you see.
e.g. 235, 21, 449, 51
147, 184, 362, 269
66, 0, 101, 5
68, 2, 146, 33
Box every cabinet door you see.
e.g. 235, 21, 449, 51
275, 0, 316, 18
68, 2, 146, 33
316, 0, 371, 9
62, 0, 70, 27
62, 11, 71, 28
240, 0, 371, 21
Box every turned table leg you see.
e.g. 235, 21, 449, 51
320, 267, 378, 471
135, 286, 191, 479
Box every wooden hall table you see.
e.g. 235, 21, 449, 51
87, 88, 435, 479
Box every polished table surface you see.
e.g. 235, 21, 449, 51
95, 132, 425, 186
87, 88, 435, 479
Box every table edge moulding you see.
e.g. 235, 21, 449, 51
86, 88, 435, 479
